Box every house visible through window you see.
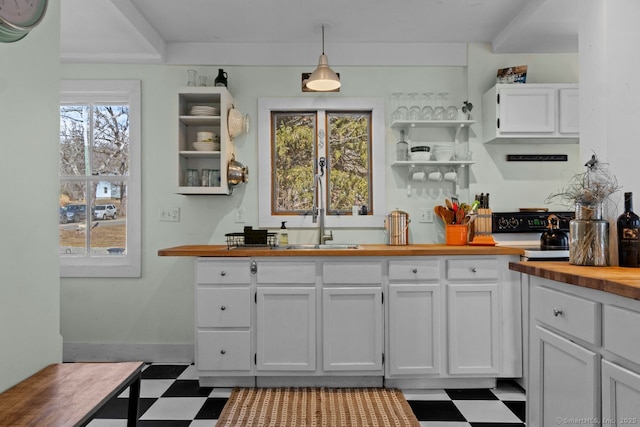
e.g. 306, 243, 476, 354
258, 97, 385, 229
59, 80, 141, 278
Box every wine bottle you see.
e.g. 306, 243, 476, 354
617, 192, 640, 267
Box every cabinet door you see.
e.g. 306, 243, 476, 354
323, 287, 383, 372
529, 326, 599, 427
256, 287, 316, 371
498, 87, 555, 133
447, 283, 501, 374
558, 87, 579, 134
602, 360, 640, 423
388, 284, 440, 375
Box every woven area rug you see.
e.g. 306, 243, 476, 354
216, 387, 420, 427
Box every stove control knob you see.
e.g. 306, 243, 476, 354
497, 218, 509, 229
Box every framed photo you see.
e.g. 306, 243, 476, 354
497, 65, 527, 84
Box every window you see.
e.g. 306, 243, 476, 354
59, 80, 141, 277
258, 97, 385, 229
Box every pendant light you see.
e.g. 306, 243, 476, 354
306, 25, 341, 92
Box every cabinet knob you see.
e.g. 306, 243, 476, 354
220, 349, 226, 355
553, 308, 563, 317
471, 267, 478, 273
412, 268, 418, 274
220, 271, 227, 276
220, 305, 226, 311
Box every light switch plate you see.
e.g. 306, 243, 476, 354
419, 208, 434, 223
159, 207, 180, 222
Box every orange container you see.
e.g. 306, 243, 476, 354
446, 224, 468, 245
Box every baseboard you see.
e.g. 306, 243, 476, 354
63, 343, 194, 363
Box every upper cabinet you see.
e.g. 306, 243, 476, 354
177, 87, 235, 195
482, 83, 579, 143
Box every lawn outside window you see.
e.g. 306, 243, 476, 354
59, 80, 141, 278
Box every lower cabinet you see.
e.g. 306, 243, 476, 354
323, 287, 383, 372
526, 276, 640, 426
256, 287, 316, 371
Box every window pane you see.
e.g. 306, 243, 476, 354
59, 182, 88, 255
272, 112, 316, 213
60, 105, 89, 176
327, 112, 372, 213
92, 105, 129, 176
90, 180, 127, 256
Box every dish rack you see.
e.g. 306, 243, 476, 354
225, 229, 277, 249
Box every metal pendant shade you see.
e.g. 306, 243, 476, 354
306, 25, 341, 91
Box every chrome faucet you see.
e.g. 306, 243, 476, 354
312, 157, 333, 245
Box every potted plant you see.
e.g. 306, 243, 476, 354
546, 154, 620, 265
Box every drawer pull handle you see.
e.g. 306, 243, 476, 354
553, 308, 563, 317
220, 305, 226, 311
220, 349, 226, 355
471, 267, 478, 273
220, 271, 227, 276
412, 268, 418, 274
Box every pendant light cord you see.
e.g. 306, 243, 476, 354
321, 25, 325, 54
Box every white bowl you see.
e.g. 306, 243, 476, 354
410, 152, 432, 161
433, 150, 454, 161
197, 131, 218, 142
193, 141, 219, 151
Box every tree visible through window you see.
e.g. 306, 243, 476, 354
60, 80, 140, 277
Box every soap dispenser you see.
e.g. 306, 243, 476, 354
279, 221, 288, 246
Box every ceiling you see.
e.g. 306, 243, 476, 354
60, 0, 579, 65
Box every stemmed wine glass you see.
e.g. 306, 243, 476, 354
421, 92, 434, 120
391, 92, 408, 122
434, 92, 447, 120
407, 93, 421, 121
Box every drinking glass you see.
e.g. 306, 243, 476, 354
421, 92, 434, 120
434, 92, 447, 120
391, 92, 408, 122
407, 93, 421, 121
186, 70, 197, 87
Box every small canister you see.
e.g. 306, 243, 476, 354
385, 209, 410, 245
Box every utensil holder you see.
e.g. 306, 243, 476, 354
446, 224, 468, 245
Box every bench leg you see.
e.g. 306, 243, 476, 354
127, 374, 141, 427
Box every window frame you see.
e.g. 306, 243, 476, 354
59, 80, 141, 278
258, 97, 385, 229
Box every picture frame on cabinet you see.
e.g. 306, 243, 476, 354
497, 65, 527, 84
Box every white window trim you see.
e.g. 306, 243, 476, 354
257, 97, 386, 229
59, 80, 141, 278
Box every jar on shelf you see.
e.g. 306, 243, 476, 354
569, 202, 609, 266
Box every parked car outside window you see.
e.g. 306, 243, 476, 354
92, 204, 117, 220
59, 207, 68, 224
65, 204, 87, 223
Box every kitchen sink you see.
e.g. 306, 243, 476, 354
276, 244, 360, 250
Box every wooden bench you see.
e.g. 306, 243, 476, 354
0, 361, 144, 427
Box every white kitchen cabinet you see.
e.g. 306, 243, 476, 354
387, 259, 441, 376
482, 83, 579, 143
447, 283, 501, 375
177, 87, 235, 194
256, 287, 316, 371
529, 326, 599, 426
322, 287, 383, 372
524, 276, 640, 426
602, 360, 640, 423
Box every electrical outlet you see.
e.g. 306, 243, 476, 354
234, 207, 246, 223
159, 207, 180, 222
419, 208, 434, 223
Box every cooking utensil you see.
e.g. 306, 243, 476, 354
228, 106, 246, 139
455, 209, 465, 224
227, 154, 249, 187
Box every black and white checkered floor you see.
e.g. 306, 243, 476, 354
87, 363, 526, 427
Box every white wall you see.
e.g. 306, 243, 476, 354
0, 3, 62, 391
60, 46, 580, 361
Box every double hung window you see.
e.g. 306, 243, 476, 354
59, 80, 141, 277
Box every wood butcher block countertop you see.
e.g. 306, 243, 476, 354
158, 244, 523, 257
510, 261, 640, 301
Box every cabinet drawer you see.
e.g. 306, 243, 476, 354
604, 305, 640, 366
197, 287, 250, 327
197, 331, 251, 371
446, 258, 498, 281
532, 285, 601, 345
322, 261, 382, 284
196, 259, 250, 284
389, 259, 439, 282
257, 261, 316, 284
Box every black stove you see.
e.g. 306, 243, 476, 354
492, 211, 574, 261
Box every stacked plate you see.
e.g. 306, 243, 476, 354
190, 105, 219, 116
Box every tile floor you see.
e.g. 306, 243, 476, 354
87, 363, 525, 427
